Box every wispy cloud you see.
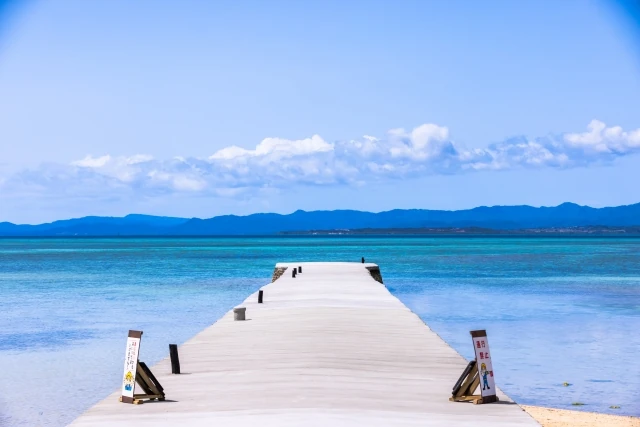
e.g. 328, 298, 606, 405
1, 120, 638, 200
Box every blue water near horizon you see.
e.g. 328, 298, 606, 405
0, 237, 639, 426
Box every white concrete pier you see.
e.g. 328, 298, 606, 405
70, 262, 539, 426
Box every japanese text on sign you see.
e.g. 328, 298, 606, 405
121, 331, 142, 399
472, 334, 496, 398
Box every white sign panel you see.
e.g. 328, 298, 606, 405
471, 331, 496, 398
121, 330, 142, 402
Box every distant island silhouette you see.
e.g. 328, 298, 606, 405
1, 202, 639, 236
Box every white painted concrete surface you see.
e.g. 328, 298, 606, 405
70, 262, 539, 426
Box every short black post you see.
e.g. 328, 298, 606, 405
292, 268, 297, 278
258, 289, 264, 303
298, 266, 302, 273
362, 257, 365, 263
169, 344, 180, 374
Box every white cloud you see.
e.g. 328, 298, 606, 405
1, 120, 639, 200
126, 154, 154, 165
210, 135, 333, 160
71, 155, 111, 168
565, 119, 640, 154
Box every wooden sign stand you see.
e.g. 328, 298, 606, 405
120, 330, 166, 405
449, 330, 499, 405
119, 361, 165, 404
450, 360, 496, 404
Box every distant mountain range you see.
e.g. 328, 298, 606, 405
1, 202, 639, 236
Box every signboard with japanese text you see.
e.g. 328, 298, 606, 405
470, 330, 496, 399
121, 330, 142, 404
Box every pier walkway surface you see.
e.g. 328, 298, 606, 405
71, 262, 539, 426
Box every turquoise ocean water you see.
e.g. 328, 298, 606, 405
0, 237, 638, 426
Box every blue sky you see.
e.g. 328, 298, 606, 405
0, 0, 639, 223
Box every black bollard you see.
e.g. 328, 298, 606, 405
292, 268, 297, 278
362, 257, 365, 263
298, 266, 302, 273
169, 344, 180, 374
258, 289, 264, 303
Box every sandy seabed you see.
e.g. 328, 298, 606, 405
522, 406, 640, 427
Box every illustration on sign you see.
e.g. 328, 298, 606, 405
124, 371, 134, 391
480, 363, 490, 391
121, 330, 142, 401
471, 332, 496, 398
